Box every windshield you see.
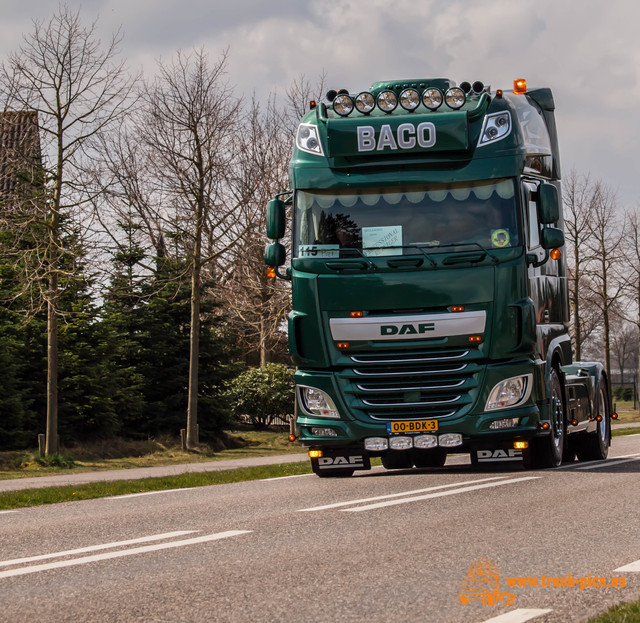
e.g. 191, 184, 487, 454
294, 179, 519, 258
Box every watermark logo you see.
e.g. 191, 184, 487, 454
458, 557, 628, 608
458, 557, 515, 606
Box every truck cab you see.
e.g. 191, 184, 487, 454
266, 78, 612, 476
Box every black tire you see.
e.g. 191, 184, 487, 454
381, 452, 413, 470
575, 377, 610, 461
412, 448, 447, 468
316, 469, 355, 478
525, 368, 565, 469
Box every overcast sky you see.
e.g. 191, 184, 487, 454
1, 0, 638, 207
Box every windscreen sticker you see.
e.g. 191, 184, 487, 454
299, 244, 340, 258
362, 226, 403, 257
491, 228, 510, 248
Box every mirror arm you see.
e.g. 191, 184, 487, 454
527, 250, 550, 268
275, 266, 291, 281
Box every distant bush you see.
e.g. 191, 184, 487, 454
613, 386, 633, 401
225, 363, 295, 428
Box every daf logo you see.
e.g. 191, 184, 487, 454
380, 322, 435, 336
357, 122, 436, 152
477, 449, 522, 462
318, 456, 364, 468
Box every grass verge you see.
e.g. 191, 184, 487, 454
612, 428, 640, 437
0, 461, 313, 510
587, 600, 640, 622
0, 431, 304, 480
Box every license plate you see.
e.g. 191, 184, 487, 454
387, 420, 439, 434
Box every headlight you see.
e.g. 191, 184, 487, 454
445, 87, 466, 109
333, 94, 354, 116
485, 374, 533, 411
377, 90, 398, 113
296, 123, 324, 156
298, 386, 339, 418
477, 111, 512, 147
422, 88, 443, 110
399, 88, 420, 111
355, 92, 375, 114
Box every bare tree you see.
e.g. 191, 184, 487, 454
584, 181, 625, 379
140, 48, 244, 450
0, 5, 135, 454
215, 95, 292, 366
285, 72, 327, 131
621, 207, 640, 386
611, 320, 637, 387
563, 169, 599, 360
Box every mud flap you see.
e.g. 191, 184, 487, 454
472, 448, 523, 464
311, 450, 371, 474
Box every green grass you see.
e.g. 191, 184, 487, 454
0, 461, 313, 510
587, 600, 640, 622
612, 427, 640, 437
612, 401, 640, 423
0, 430, 304, 480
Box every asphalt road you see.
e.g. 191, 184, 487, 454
1, 434, 639, 623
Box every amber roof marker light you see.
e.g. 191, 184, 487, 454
550, 248, 562, 261
513, 78, 527, 94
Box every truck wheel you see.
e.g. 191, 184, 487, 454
381, 452, 413, 470
412, 448, 447, 468
526, 368, 565, 469
316, 469, 355, 478
575, 378, 610, 462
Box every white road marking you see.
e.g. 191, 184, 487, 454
343, 476, 541, 512
260, 474, 314, 482
479, 608, 553, 623
0, 530, 196, 568
556, 452, 640, 470
298, 476, 510, 512
0, 511, 19, 515
105, 487, 197, 499
576, 454, 640, 471
0, 530, 251, 580
615, 558, 640, 572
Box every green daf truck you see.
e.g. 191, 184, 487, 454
265, 77, 612, 477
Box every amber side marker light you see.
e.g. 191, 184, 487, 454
266, 267, 276, 278
571, 419, 579, 426
540, 422, 550, 430
550, 248, 562, 261
336, 342, 350, 350
288, 434, 297, 442
469, 335, 482, 343
514, 441, 528, 450
350, 311, 364, 318
309, 450, 323, 458
514, 78, 527, 94
611, 412, 619, 419
451, 305, 465, 313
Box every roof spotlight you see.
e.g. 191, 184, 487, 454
399, 88, 420, 111
445, 87, 466, 109
460, 81, 472, 94
472, 81, 485, 94
355, 91, 375, 114
377, 90, 398, 113
326, 89, 337, 102
333, 94, 354, 116
422, 87, 443, 110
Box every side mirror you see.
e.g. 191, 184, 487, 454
266, 199, 286, 240
265, 242, 286, 267
540, 226, 564, 250
539, 183, 560, 224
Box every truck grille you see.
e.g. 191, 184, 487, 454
338, 347, 481, 421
